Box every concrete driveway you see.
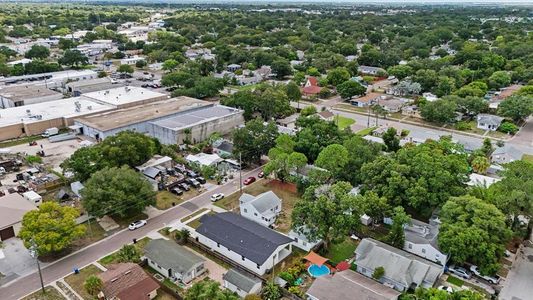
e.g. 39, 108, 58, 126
499, 240, 533, 300
0, 238, 42, 287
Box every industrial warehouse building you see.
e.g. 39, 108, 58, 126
0, 84, 64, 108
74, 97, 244, 144
0, 86, 168, 141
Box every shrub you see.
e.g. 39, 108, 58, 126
162, 227, 171, 236
372, 266, 385, 280
288, 286, 304, 297
26, 155, 42, 164
498, 122, 519, 134
117, 244, 140, 263
454, 121, 471, 131
84, 275, 103, 296
400, 129, 410, 137
319, 87, 331, 98
244, 295, 261, 300
279, 271, 294, 283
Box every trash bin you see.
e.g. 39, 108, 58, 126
73, 268, 80, 274
133, 238, 137, 244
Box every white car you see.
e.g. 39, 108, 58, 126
210, 193, 225, 202
128, 220, 147, 230
437, 285, 453, 293
469, 265, 500, 284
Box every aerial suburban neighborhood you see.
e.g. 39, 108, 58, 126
0, 1, 532, 300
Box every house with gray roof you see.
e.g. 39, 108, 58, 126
239, 191, 282, 227
476, 114, 504, 131
196, 212, 293, 275
404, 217, 448, 266
222, 268, 262, 298
491, 145, 523, 165
143, 239, 205, 284
354, 238, 443, 292
358, 65, 386, 76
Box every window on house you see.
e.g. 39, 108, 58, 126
243, 208, 247, 213
242, 256, 245, 261
422, 248, 426, 254
408, 243, 413, 249
254, 213, 258, 216
217, 243, 220, 248
361, 267, 367, 273
256, 264, 260, 269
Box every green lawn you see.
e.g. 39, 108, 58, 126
64, 264, 102, 300
446, 275, 464, 287
324, 238, 359, 264
21, 286, 67, 300
355, 126, 377, 136
335, 115, 355, 130
156, 191, 183, 210
113, 213, 149, 228
523, 154, 533, 162
71, 221, 106, 251
214, 179, 301, 233
186, 210, 215, 229
0, 135, 41, 149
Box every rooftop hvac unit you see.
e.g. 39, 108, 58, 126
26, 109, 31, 115
87, 105, 92, 110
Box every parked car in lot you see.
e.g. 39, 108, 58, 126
179, 183, 190, 191
210, 193, 225, 202
258, 171, 264, 178
243, 176, 256, 185
196, 176, 206, 184
128, 220, 147, 230
470, 265, 500, 284
189, 178, 201, 188
186, 170, 199, 178
175, 165, 187, 174
170, 187, 183, 195
447, 265, 471, 279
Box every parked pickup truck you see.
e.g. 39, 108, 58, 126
469, 265, 500, 284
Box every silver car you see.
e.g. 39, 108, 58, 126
448, 265, 471, 279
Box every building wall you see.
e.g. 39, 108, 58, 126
196, 234, 291, 276
356, 265, 408, 292
404, 242, 447, 266
144, 256, 204, 284
0, 123, 26, 141
240, 203, 279, 227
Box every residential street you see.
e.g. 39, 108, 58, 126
291, 101, 533, 156
0, 167, 262, 300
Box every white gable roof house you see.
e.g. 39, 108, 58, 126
477, 114, 504, 131
403, 217, 448, 266
355, 238, 443, 292
240, 191, 282, 227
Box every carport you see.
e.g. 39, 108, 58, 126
0, 193, 37, 241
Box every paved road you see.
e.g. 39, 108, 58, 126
0, 167, 262, 300
293, 101, 533, 155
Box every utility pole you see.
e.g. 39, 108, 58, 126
239, 152, 243, 193
367, 105, 370, 128
29, 240, 45, 294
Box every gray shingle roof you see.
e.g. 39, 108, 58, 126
144, 239, 204, 275
142, 167, 160, 179
223, 268, 261, 292
239, 191, 281, 214
355, 238, 442, 287
197, 212, 293, 265
477, 114, 504, 126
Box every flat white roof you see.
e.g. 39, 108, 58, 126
82, 86, 167, 106
0, 97, 113, 127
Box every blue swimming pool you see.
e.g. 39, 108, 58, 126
308, 264, 330, 277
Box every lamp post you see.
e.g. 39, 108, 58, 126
29, 239, 46, 294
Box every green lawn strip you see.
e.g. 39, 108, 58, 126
180, 208, 210, 223
446, 275, 464, 287
324, 238, 358, 264
156, 191, 183, 210
0, 135, 42, 149
523, 154, 533, 162
21, 286, 67, 300
335, 115, 355, 130
355, 127, 377, 136
64, 264, 102, 299
186, 211, 215, 229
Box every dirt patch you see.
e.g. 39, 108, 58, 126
267, 180, 297, 193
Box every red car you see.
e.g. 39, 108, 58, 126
243, 176, 256, 185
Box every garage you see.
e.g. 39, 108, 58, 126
0, 226, 15, 241
0, 193, 37, 241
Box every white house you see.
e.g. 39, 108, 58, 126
288, 227, 321, 252
143, 239, 206, 284
403, 217, 448, 266
120, 56, 146, 65
196, 212, 293, 275
355, 238, 443, 292
467, 173, 501, 188
477, 114, 504, 131
239, 191, 282, 227
222, 268, 262, 298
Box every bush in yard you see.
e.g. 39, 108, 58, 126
319, 87, 331, 98
288, 286, 304, 297
498, 122, 519, 134
262, 282, 282, 300
25, 155, 42, 164
400, 129, 410, 137
279, 271, 295, 283
117, 244, 141, 263
179, 229, 190, 244
244, 295, 261, 300
84, 275, 103, 296
372, 266, 385, 280
454, 121, 472, 131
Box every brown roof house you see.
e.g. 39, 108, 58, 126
306, 269, 401, 300
0, 193, 37, 241
317, 110, 335, 122
98, 263, 159, 300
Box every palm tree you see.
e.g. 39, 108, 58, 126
84, 275, 103, 296
471, 156, 490, 174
